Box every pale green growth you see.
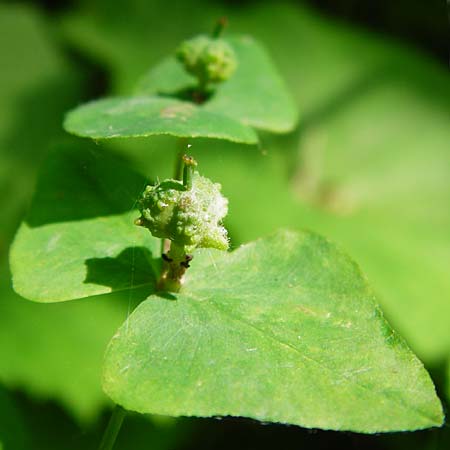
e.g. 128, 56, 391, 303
136, 171, 229, 254
176, 35, 237, 87
135, 165, 229, 292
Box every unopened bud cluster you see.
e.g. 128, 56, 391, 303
176, 35, 237, 86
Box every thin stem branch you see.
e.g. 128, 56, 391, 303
174, 138, 188, 181
158, 147, 197, 292
98, 405, 126, 450
161, 140, 189, 258
158, 242, 192, 292
182, 155, 197, 190
212, 16, 228, 38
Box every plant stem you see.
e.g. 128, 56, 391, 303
182, 155, 197, 190
174, 138, 188, 181
161, 140, 189, 258
158, 149, 197, 292
212, 16, 228, 38
158, 242, 191, 292
98, 405, 126, 450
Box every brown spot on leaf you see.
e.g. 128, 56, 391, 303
160, 104, 195, 121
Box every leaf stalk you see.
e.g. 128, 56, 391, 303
98, 405, 126, 450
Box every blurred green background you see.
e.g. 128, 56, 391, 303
0, 0, 449, 448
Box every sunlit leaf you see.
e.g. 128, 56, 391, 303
103, 230, 443, 433
64, 96, 258, 144
136, 36, 298, 133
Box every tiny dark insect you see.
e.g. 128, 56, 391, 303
180, 254, 193, 268
162, 253, 173, 262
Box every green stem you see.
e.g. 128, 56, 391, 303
98, 405, 126, 450
158, 242, 191, 292
183, 165, 192, 189
162, 139, 189, 258
182, 155, 197, 190
197, 77, 209, 98
174, 139, 187, 181
212, 17, 228, 38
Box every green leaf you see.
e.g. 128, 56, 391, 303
136, 35, 298, 133
10, 140, 443, 432
64, 96, 258, 144
0, 3, 114, 424
190, 53, 450, 368
129, 2, 450, 372
60, 0, 214, 94
0, 3, 81, 246
59, 0, 450, 399
10, 141, 160, 303
103, 230, 443, 433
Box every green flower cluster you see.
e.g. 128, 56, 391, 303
176, 35, 237, 86
136, 172, 229, 253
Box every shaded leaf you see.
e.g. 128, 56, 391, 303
136, 35, 298, 133
103, 230, 443, 433
64, 96, 258, 144
0, 267, 133, 423
0, 387, 29, 450
0, 382, 194, 450
10, 142, 159, 303
0, 3, 81, 247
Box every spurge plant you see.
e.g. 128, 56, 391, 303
9, 20, 443, 450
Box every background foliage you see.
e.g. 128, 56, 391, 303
1, 0, 448, 448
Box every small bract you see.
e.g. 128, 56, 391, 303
136, 171, 229, 253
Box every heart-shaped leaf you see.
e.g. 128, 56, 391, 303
103, 229, 443, 433
64, 96, 258, 144
136, 35, 299, 133
10, 141, 160, 303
